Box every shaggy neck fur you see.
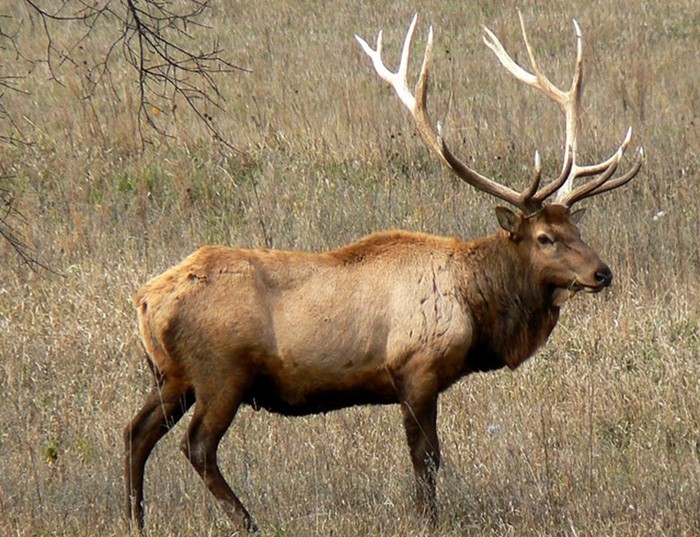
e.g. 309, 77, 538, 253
458, 231, 561, 371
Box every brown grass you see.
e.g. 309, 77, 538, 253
1, 0, 699, 535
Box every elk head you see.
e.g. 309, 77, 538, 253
495, 204, 612, 306
356, 13, 643, 302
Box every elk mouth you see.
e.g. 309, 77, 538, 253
573, 273, 613, 294
552, 279, 608, 306
579, 282, 607, 294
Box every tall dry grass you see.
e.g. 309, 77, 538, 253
1, 0, 699, 535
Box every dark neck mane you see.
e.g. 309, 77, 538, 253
459, 233, 560, 371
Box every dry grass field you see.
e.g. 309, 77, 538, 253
1, 0, 699, 535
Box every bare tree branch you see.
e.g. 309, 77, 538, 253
121, 0, 248, 149
12, 0, 246, 147
0, 172, 56, 274
0, 0, 248, 271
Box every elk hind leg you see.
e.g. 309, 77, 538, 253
124, 376, 194, 532
181, 386, 257, 533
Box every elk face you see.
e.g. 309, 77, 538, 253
496, 204, 612, 302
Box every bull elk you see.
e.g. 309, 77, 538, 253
124, 13, 643, 533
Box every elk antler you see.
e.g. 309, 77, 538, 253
356, 13, 644, 213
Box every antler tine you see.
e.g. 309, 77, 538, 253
357, 15, 529, 210
520, 151, 543, 202
585, 146, 644, 196
559, 144, 645, 206
555, 127, 634, 205
482, 26, 538, 88
355, 15, 419, 113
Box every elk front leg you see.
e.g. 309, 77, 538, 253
400, 384, 440, 524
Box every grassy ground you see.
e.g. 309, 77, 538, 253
1, 1, 699, 535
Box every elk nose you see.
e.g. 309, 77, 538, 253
595, 265, 613, 287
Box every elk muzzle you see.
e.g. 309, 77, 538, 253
580, 263, 613, 293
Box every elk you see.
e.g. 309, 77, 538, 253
124, 13, 643, 533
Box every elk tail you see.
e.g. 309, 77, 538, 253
134, 292, 170, 377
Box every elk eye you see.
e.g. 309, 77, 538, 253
537, 234, 554, 246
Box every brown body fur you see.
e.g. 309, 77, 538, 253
125, 204, 611, 532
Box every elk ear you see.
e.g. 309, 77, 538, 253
495, 206, 521, 234
569, 207, 587, 225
